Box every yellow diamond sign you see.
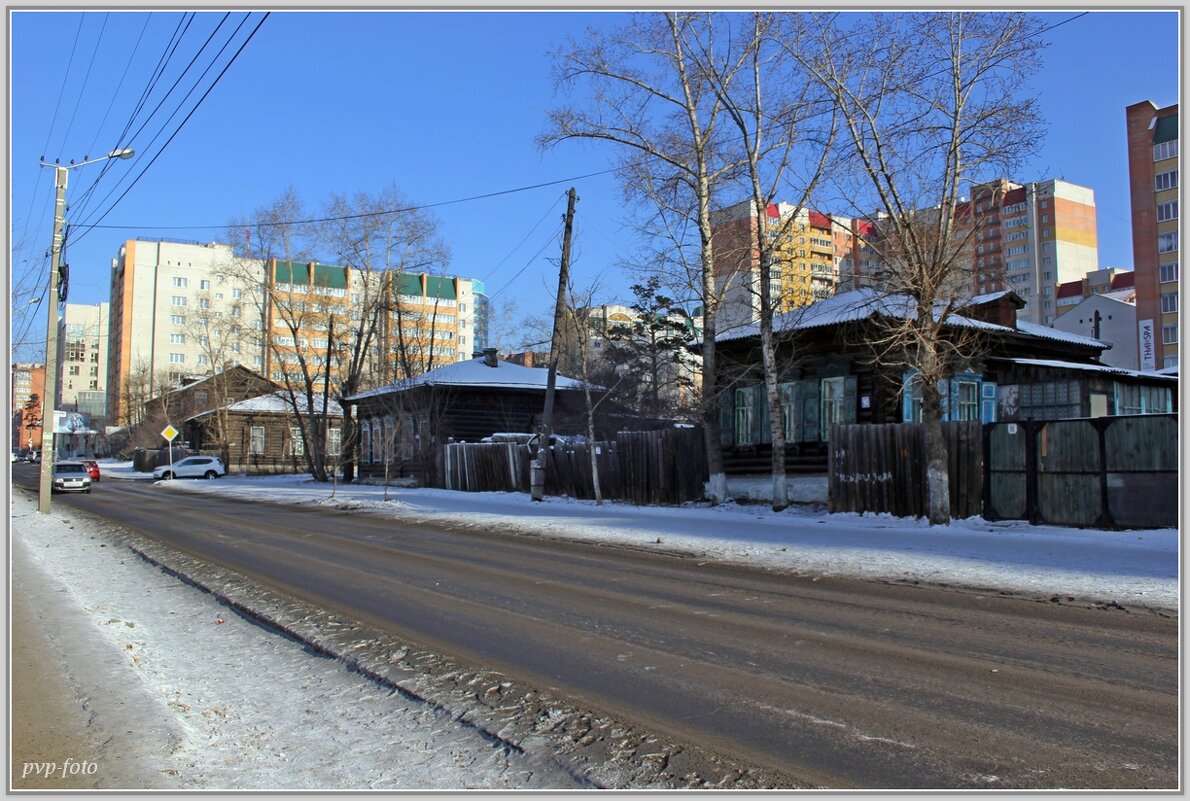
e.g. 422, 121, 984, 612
161, 425, 179, 442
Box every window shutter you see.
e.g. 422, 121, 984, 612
901, 370, 916, 423
718, 390, 733, 446
843, 376, 858, 424
800, 379, 820, 442
980, 381, 998, 423
754, 384, 770, 445
939, 378, 953, 421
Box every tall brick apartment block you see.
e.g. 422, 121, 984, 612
1126, 100, 1179, 370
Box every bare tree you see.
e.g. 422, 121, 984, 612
314, 184, 449, 483
696, 12, 840, 510
544, 12, 750, 505
798, 12, 1047, 523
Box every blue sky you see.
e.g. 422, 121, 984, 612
8, 10, 1180, 361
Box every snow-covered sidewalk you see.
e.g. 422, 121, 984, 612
106, 460, 1179, 611
11, 489, 579, 789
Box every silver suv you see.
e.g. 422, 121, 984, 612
153, 455, 227, 480
52, 461, 93, 493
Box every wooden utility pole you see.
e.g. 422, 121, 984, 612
532, 187, 577, 501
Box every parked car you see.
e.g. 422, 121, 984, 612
153, 455, 226, 481
81, 459, 101, 481
52, 461, 92, 493
22, 450, 40, 463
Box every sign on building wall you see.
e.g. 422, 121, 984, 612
1138, 319, 1157, 371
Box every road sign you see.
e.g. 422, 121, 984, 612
161, 424, 179, 442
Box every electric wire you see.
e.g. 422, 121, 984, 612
480, 194, 567, 283
58, 13, 110, 161
70, 12, 270, 249
72, 13, 234, 224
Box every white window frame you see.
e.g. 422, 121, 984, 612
1159, 262, 1178, 283
1157, 201, 1178, 222
1161, 292, 1178, 313
1155, 170, 1178, 191
1158, 232, 1178, 253
1162, 324, 1178, 345
289, 426, 305, 456
249, 426, 265, 455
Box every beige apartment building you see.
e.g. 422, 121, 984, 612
106, 239, 264, 426
57, 302, 110, 421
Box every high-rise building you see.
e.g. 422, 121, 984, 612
711, 201, 856, 330
960, 178, 1099, 326
57, 302, 110, 421
1126, 99, 1179, 370
106, 239, 264, 426
11, 362, 45, 452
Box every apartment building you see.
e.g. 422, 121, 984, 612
712, 201, 856, 330
1126, 99, 1179, 370
959, 178, 1099, 325
1055, 267, 1136, 318
106, 239, 264, 426
57, 302, 110, 421
11, 362, 45, 452
263, 259, 489, 390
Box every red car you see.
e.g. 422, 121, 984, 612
81, 459, 101, 481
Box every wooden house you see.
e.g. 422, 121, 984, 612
342, 349, 630, 482
716, 288, 1177, 474
185, 392, 342, 475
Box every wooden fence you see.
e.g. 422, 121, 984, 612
984, 414, 1177, 529
827, 421, 983, 519
439, 427, 707, 505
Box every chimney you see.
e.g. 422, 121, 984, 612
482, 348, 498, 368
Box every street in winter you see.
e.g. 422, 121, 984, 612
8, 461, 1179, 790
9, 6, 1181, 794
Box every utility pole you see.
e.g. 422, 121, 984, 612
36, 147, 134, 513
37, 165, 67, 514
532, 187, 577, 502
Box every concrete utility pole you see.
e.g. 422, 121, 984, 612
37, 148, 134, 513
36, 164, 68, 513
532, 187, 577, 502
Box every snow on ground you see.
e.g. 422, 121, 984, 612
11, 488, 578, 790
102, 459, 1180, 611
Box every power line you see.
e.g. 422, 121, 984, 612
69, 12, 271, 249
80, 167, 618, 233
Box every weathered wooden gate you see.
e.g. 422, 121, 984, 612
984, 414, 1178, 529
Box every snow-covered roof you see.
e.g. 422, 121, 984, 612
186, 392, 342, 422
344, 357, 585, 403
717, 288, 1108, 350
993, 357, 1179, 382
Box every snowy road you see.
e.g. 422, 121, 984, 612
11, 463, 1180, 790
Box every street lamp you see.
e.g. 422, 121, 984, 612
36, 147, 134, 514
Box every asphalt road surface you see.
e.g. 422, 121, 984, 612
15, 467, 1178, 789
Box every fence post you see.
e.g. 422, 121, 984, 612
1092, 417, 1116, 529
1024, 421, 1040, 525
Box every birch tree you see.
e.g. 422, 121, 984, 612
797, 12, 1047, 523
698, 12, 839, 511
544, 12, 748, 505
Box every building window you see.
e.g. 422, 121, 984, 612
1157, 201, 1178, 222
232, 288, 242, 299
249, 426, 265, 455
169, 353, 185, 364
170, 333, 185, 344
200, 298, 210, 309
170, 314, 185, 325
956, 380, 980, 421
327, 427, 341, 456
171, 276, 188, 288
1155, 170, 1178, 191
200, 279, 211, 290
1160, 263, 1179, 283
1162, 324, 1178, 345
289, 426, 305, 457
1163, 356, 1179, 369
1154, 139, 1179, 161
1161, 292, 1178, 313
197, 354, 208, 366
820, 377, 846, 439
171, 296, 187, 307
1158, 232, 1179, 253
